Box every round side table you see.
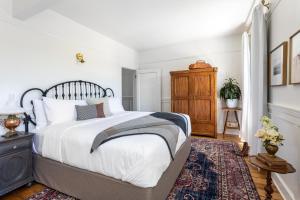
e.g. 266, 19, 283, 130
249, 156, 296, 200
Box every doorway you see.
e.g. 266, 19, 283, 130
136, 69, 161, 112
122, 68, 137, 111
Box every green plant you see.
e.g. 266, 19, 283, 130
219, 78, 242, 100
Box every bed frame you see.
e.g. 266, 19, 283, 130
20, 80, 191, 200
20, 80, 114, 132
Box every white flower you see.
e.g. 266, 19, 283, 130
255, 129, 266, 138
268, 129, 279, 137
256, 116, 284, 146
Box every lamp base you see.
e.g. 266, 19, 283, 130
2, 131, 18, 138
2, 114, 21, 138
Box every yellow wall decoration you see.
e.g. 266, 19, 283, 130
76, 53, 85, 63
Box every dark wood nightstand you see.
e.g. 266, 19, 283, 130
249, 156, 296, 200
0, 132, 34, 196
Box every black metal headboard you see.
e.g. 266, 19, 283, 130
20, 80, 114, 132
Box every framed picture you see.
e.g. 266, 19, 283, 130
289, 30, 300, 84
269, 42, 288, 86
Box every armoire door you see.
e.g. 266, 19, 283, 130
171, 74, 189, 114
189, 72, 216, 136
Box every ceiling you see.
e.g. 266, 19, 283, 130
49, 0, 255, 50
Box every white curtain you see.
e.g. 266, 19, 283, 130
241, 32, 251, 143
241, 5, 268, 155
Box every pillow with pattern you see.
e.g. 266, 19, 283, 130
75, 103, 105, 121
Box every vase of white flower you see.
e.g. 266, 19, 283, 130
255, 116, 284, 157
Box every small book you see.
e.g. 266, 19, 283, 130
226, 122, 238, 128
257, 153, 287, 167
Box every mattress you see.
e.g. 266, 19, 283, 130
32, 111, 191, 188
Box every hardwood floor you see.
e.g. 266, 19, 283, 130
2, 134, 283, 200
1, 183, 45, 200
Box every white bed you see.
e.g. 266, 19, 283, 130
32, 111, 191, 188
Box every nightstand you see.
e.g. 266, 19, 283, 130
0, 132, 34, 196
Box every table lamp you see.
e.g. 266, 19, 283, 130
0, 107, 25, 138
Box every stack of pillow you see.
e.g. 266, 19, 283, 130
32, 97, 125, 129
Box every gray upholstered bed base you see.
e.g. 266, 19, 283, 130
33, 137, 191, 200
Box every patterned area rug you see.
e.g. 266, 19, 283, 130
27, 138, 260, 200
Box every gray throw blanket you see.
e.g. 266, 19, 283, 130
90, 113, 187, 160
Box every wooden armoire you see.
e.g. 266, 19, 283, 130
170, 61, 217, 137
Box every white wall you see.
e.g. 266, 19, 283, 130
0, 9, 138, 133
268, 0, 300, 199
139, 35, 242, 133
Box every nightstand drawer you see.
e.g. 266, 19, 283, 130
0, 133, 33, 196
0, 138, 32, 156
0, 149, 33, 196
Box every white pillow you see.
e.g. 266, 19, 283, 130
43, 97, 87, 124
86, 98, 105, 105
32, 99, 48, 129
106, 97, 125, 115
87, 97, 124, 116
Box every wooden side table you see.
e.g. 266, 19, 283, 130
249, 156, 296, 200
222, 107, 241, 135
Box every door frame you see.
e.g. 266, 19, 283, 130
121, 67, 137, 111
136, 68, 161, 112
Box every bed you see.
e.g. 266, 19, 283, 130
20, 80, 192, 200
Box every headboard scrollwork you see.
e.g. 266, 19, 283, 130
20, 80, 114, 132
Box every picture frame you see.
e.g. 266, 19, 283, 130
269, 42, 288, 86
289, 30, 300, 84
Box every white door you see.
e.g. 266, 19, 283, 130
136, 69, 161, 112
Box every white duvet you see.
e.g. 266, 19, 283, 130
33, 111, 191, 188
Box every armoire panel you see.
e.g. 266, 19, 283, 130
172, 100, 189, 114
189, 74, 211, 97
189, 99, 211, 122
172, 76, 189, 98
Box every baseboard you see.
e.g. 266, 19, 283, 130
272, 173, 295, 200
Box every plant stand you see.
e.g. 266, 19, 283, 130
222, 107, 241, 136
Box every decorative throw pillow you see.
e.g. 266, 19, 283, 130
75, 103, 105, 120
86, 97, 125, 116
43, 97, 87, 124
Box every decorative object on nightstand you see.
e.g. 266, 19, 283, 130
222, 107, 241, 136
220, 78, 241, 108
249, 155, 295, 200
0, 132, 34, 196
255, 116, 284, 157
0, 107, 25, 138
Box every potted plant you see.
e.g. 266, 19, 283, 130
220, 78, 241, 108
255, 116, 284, 157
